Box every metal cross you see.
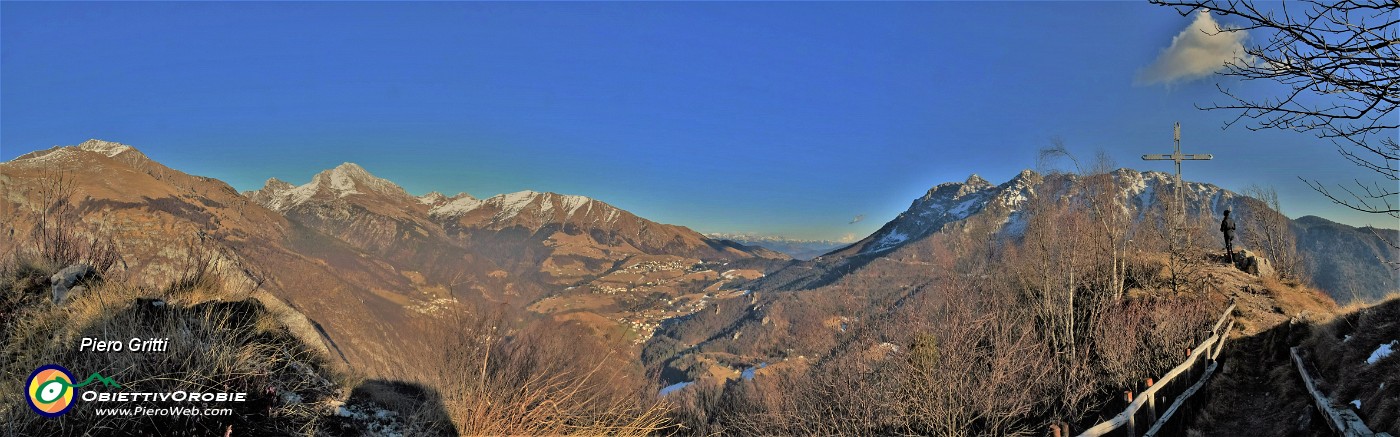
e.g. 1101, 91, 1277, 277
1142, 122, 1213, 184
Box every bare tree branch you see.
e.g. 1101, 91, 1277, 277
1152, 0, 1399, 219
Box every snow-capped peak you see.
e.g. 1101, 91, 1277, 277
263, 177, 294, 192
957, 174, 992, 197
492, 190, 590, 218
247, 163, 413, 211
851, 167, 1246, 255
430, 189, 604, 223
301, 162, 408, 199
77, 139, 134, 157
418, 191, 448, 205
429, 195, 484, 218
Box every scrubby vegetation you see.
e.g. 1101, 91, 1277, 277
431, 311, 672, 436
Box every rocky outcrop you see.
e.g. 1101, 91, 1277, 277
1234, 249, 1276, 278
50, 263, 95, 305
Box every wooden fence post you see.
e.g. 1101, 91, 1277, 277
1145, 378, 1157, 424
1124, 391, 1135, 437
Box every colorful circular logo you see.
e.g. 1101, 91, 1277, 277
26, 364, 77, 417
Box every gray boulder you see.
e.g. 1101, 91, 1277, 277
1234, 249, 1276, 278
50, 264, 95, 305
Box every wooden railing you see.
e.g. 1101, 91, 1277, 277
1053, 303, 1236, 437
1290, 347, 1394, 437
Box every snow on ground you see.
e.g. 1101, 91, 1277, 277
1365, 340, 1396, 365
494, 191, 541, 219
429, 196, 484, 218
326, 166, 363, 196
417, 192, 447, 205
948, 196, 981, 218
335, 402, 407, 437
1351, 399, 1361, 409
658, 381, 694, 397
77, 139, 133, 157
741, 362, 767, 381
872, 230, 908, 252
559, 193, 592, 215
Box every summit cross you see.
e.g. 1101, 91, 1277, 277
1142, 122, 1213, 185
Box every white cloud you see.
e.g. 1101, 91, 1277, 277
1136, 10, 1250, 86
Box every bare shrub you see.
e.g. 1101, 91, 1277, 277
434, 309, 673, 435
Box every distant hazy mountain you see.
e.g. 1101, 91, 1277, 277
1292, 215, 1399, 302
704, 233, 847, 260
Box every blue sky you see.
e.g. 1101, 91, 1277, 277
3, 2, 1394, 240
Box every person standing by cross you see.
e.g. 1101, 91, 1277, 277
1220, 209, 1237, 262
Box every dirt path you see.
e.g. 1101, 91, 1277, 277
1185, 278, 1334, 435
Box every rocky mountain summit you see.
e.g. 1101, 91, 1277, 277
836, 168, 1245, 257
774, 169, 1393, 302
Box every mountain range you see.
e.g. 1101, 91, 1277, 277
702, 233, 848, 260
2, 139, 1394, 382
0, 140, 783, 378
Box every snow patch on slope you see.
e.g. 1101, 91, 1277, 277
1367, 340, 1396, 365
77, 139, 134, 157
429, 196, 483, 218
870, 231, 908, 253
418, 192, 447, 205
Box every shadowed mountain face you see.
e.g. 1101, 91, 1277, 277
1, 140, 784, 379
1292, 215, 1399, 302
